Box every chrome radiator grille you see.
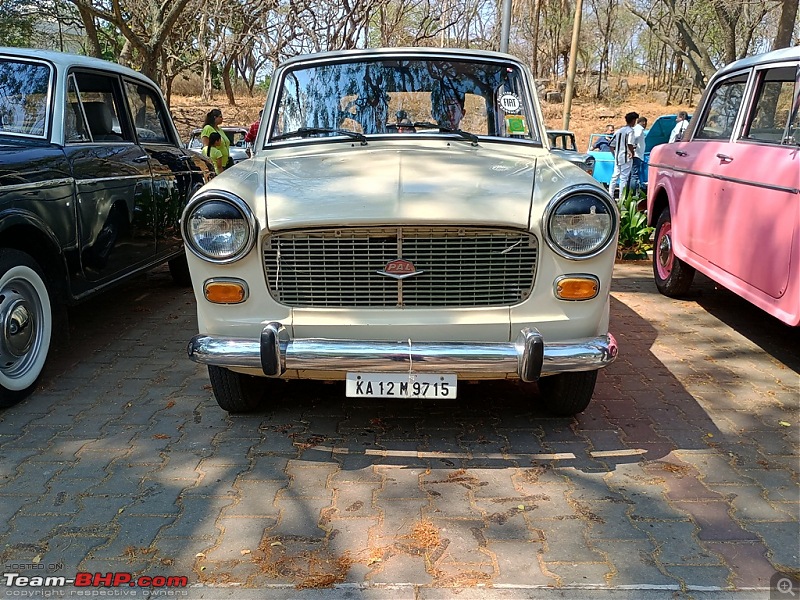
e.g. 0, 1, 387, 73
263, 227, 538, 308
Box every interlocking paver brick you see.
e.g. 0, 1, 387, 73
205, 516, 277, 561
0, 262, 796, 595
650, 521, 721, 565
271, 493, 331, 539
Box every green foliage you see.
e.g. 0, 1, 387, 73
0, 4, 35, 48
617, 190, 653, 259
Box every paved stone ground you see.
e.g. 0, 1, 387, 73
0, 262, 797, 600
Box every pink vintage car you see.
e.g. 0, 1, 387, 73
647, 46, 800, 326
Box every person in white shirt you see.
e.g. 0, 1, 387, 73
669, 111, 689, 143
629, 116, 647, 195
608, 112, 638, 201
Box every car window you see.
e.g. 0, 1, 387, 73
0, 57, 51, 138
123, 81, 171, 144
65, 71, 131, 144
271, 58, 538, 142
64, 75, 90, 142
742, 65, 798, 145
695, 72, 749, 141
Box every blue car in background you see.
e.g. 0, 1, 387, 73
587, 114, 691, 189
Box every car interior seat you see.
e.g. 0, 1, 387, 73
83, 101, 123, 142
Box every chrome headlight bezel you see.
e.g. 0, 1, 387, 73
542, 184, 617, 260
181, 190, 257, 264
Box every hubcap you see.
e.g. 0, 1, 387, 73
0, 287, 38, 371
658, 232, 672, 268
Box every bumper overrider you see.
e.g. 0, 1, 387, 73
187, 323, 618, 381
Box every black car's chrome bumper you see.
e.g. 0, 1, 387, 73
187, 322, 617, 382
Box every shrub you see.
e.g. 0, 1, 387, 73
617, 190, 654, 259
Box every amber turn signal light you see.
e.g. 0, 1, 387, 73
555, 276, 599, 300
204, 279, 248, 304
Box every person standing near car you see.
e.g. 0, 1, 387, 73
669, 111, 690, 143
608, 111, 638, 201
201, 109, 232, 169
244, 109, 262, 145
629, 116, 648, 195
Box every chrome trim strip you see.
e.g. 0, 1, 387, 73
187, 328, 617, 379
0, 178, 73, 192
77, 175, 150, 184
648, 163, 800, 195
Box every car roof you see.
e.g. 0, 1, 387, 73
277, 46, 525, 69
714, 46, 800, 79
0, 46, 155, 84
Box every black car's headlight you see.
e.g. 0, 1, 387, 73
543, 185, 616, 259
182, 191, 256, 263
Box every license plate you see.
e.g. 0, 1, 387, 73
346, 373, 457, 399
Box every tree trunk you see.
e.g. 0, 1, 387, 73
773, 0, 799, 50
77, 4, 102, 58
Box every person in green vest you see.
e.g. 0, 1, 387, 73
201, 109, 231, 169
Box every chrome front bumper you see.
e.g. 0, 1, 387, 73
187, 322, 618, 382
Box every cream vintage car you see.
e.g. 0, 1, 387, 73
182, 47, 619, 415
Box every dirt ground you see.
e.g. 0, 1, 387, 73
170, 92, 693, 151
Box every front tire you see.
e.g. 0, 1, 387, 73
536, 370, 598, 416
653, 207, 695, 296
208, 365, 266, 413
168, 253, 192, 287
0, 250, 54, 408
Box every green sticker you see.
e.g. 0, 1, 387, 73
505, 115, 527, 134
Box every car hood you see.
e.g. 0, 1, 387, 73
261, 142, 545, 230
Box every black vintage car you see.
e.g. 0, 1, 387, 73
0, 47, 214, 406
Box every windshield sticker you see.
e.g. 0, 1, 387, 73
498, 93, 521, 113
505, 114, 527, 135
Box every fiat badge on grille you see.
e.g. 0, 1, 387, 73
377, 259, 423, 280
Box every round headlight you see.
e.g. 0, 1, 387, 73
183, 194, 255, 263
545, 190, 616, 259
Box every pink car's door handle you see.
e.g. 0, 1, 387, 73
716, 153, 733, 162
675, 150, 688, 156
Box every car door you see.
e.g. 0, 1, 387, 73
62, 71, 156, 285
123, 80, 194, 258
714, 62, 800, 298
677, 71, 750, 261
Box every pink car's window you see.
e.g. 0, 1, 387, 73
695, 73, 748, 141
743, 66, 798, 145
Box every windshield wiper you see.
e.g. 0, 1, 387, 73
412, 122, 479, 146
271, 127, 367, 145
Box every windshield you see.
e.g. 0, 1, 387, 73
269, 57, 540, 144
0, 57, 52, 138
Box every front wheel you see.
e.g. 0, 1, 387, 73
536, 370, 598, 416
208, 365, 267, 413
168, 253, 192, 287
0, 250, 54, 408
653, 207, 695, 297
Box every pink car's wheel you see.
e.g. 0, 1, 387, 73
653, 208, 695, 297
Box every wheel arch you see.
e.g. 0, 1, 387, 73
0, 214, 69, 303
648, 186, 671, 228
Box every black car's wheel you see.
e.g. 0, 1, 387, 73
653, 207, 695, 297
536, 370, 598, 417
208, 365, 267, 413
0, 250, 54, 408
168, 253, 192, 287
